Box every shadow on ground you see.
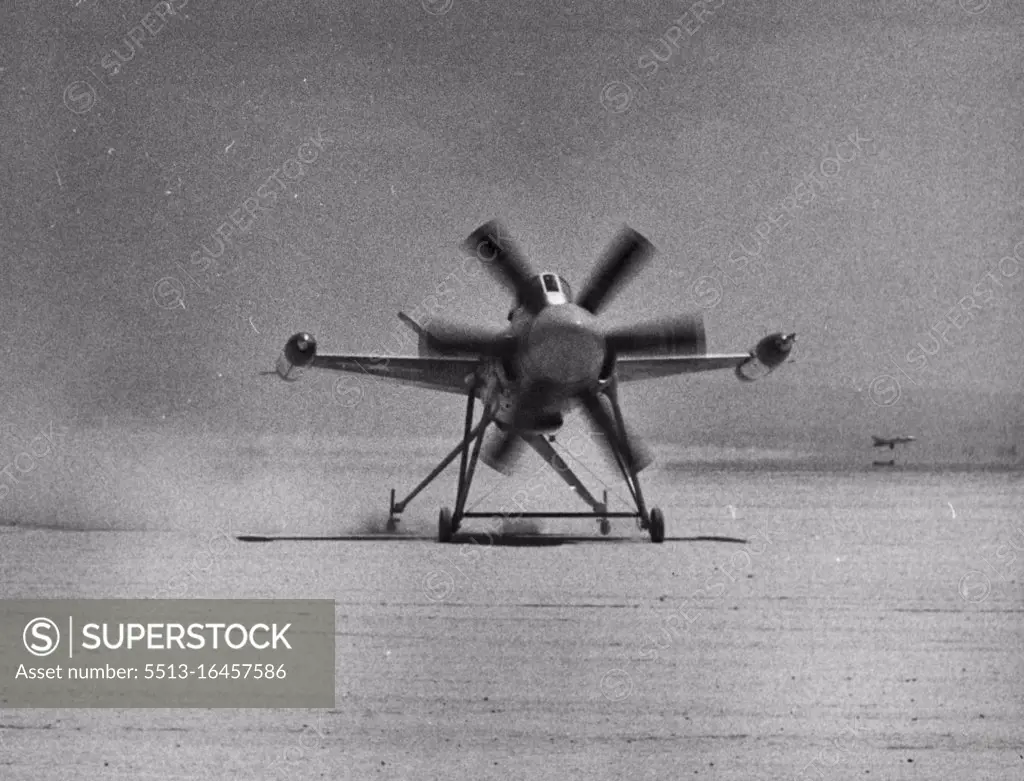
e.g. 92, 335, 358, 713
236, 534, 747, 547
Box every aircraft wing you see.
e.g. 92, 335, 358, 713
308, 354, 480, 396
614, 353, 752, 383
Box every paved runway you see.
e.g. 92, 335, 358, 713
2, 464, 1021, 780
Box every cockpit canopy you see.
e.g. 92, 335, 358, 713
523, 272, 572, 305
507, 273, 573, 320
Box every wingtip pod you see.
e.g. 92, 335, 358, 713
735, 332, 796, 382
276, 332, 318, 380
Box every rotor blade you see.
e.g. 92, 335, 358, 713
575, 227, 655, 314
422, 322, 517, 357
483, 424, 524, 476
577, 391, 651, 474
483, 383, 548, 474
462, 221, 543, 313
604, 314, 706, 356
601, 393, 654, 472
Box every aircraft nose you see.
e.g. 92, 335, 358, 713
522, 305, 605, 386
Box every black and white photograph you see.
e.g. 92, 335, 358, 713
1, 0, 1021, 777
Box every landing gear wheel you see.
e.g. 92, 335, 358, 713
649, 507, 665, 544
386, 516, 398, 533
438, 507, 454, 543
599, 519, 611, 536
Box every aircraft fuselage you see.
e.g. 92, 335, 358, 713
487, 272, 609, 432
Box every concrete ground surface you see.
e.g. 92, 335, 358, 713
1, 466, 1021, 780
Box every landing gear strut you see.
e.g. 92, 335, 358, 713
602, 382, 664, 543
387, 383, 492, 537
387, 381, 666, 543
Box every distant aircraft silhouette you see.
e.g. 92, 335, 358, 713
872, 435, 916, 451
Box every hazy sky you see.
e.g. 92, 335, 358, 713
1, 0, 1021, 460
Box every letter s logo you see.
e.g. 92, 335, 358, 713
23, 617, 60, 657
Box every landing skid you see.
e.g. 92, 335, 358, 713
387, 382, 665, 543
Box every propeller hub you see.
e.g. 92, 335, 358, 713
522, 305, 605, 387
